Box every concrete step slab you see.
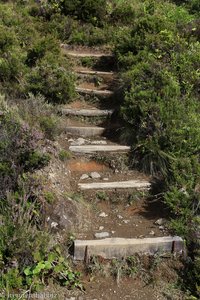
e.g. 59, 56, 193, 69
78, 180, 151, 190
75, 87, 114, 97
61, 45, 113, 58
77, 70, 114, 76
74, 236, 185, 260
69, 145, 130, 154
65, 126, 105, 137
61, 108, 114, 117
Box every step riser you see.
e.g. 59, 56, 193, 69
74, 236, 185, 260
78, 180, 151, 191
69, 145, 131, 154
66, 127, 105, 137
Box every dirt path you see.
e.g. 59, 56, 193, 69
46, 46, 185, 299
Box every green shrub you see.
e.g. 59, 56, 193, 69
43, 191, 56, 204
110, 1, 136, 24
57, 0, 107, 25
26, 35, 60, 67
16, 93, 61, 140
22, 151, 50, 171
39, 116, 60, 140
114, 1, 200, 295
58, 149, 72, 161
26, 54, 76, 104
0, 95, 50, 198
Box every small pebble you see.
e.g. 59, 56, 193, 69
149, 230, 155, 236
159, 225, 165, 230
155, 218, 166, 226
123, 219, 130, 224
117, 215, 123, 219
99, 212, 108, 217
95, 232, 109, 238
51, 221, 58, 228
90, 172, 101, 179
80, 173, 89, 180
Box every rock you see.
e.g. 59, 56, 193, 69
90, 172, 101, 179
159, 225, 165, 230
117, 215, 123, 219
71, 137, 86, 146
80, 174, 89, 180
155, 218, 166, 226
95, 232, 110, 239
99, 212, 108, 217
103, 178, 109, 181
99, 226, 104, 230
111, 231, 115, 234
51, 221, 58, 228
149, 230, 155, 236
123, 220, 130, 224
47, 198, 89, 232
91, 140, 107, 145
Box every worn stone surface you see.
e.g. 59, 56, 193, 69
70, 137, 86, 146
61, 108, 114, 117
76, 70, 114, 76
78, 180, 151, 190
69, 145, 131, 154
76, 87, 114, 97
61, 45, 112, 58
91, 140, 107, 145
74, 236, 185, 260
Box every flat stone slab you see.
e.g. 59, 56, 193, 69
78, 180, 151, 190
77, 70, 114, 76
66, 126, 105, 137
69, 145, 131, 154
75, 87, 114, 97
61, 46, 112, 58
61, 108, 114, 117
74, 236, 185, 260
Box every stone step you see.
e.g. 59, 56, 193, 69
69, 145, 130, 154
76, 70, 114, 76
61, 45, 113, 58
78, 180, 151, 190
65, 126, 106, 137
75, 87, 114, 97
74, 236, 185, 260
61, 108, 114, 117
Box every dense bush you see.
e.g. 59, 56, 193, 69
26, 53, 75, 104
0, 2, 75, 103
114, 0, 200, 296
47, 0, 107, 25
0, 96, 49, 198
